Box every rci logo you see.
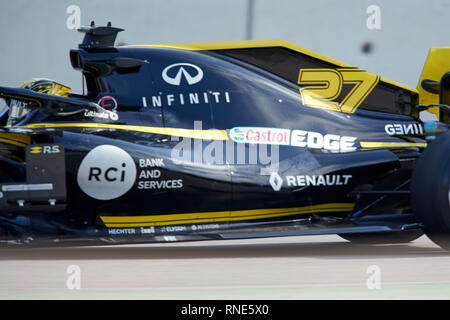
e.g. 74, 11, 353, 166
77, 145, 137, 200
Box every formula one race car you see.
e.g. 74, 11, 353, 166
0, 22, 449, 248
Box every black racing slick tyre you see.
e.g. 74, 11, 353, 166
338, 230, 423, 244
411, 131, 450, 250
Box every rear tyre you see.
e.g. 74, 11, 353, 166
411, 131, 450, 250
338, 229, 423, 244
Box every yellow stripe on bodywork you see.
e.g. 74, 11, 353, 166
0, 132, 31, 147
100, 203, 355, 227
360, 141, 427, 148
0, 137, 27, 147
20, 123, 228, 141
13, 124, 429, 150
130, 40, 417, 94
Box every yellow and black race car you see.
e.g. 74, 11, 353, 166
0, 22, 448, 248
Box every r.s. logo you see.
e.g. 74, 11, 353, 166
77, 145, 137, 200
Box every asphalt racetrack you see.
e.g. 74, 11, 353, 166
0, 234, 449, 299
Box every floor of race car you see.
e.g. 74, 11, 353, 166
0, 235, 449, 299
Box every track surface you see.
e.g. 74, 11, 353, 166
0, 234, 449, 299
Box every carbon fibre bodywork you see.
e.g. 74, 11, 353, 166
0, 25, 428, 245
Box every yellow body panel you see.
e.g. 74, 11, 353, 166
417, 47, 450, 119
0, 132, 31, 147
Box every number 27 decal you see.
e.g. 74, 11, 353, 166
298, 68, 380, 114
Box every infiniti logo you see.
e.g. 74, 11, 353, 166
162, 63, 204, 86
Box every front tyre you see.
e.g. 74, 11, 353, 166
411, 131, 450, 250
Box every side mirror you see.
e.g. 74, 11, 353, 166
421, 79, 440, 94
108, 57, 149, 74
439, 72, 450, 123
70, 49, 148, 76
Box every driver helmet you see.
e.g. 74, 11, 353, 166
21, 78, 71, 97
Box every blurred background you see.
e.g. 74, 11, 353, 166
0, 0, 448, 94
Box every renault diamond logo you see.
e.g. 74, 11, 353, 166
30, 146, 43, 154
162, 63, 204, 86
269, 172, 283, 191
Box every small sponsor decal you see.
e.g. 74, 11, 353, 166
285, 174, 352, 187
29, 145, 60, 154
97, 96, 118, 111
162, 63, 203, 86
137, 158, 183, 190
269, 173, 352, 191
151, 62, 233, 107
77, 145, 137, 200
30, 146, 42, 154
384, 123, 423, 136
191, 224, 220, 231
139, 158, 165, 168
137, 179, 183, 190
107, 227, 155, 236
163, 225, 187, 233
269, 172, 283, 191
230, 127, 290, 145
228, 127, 245, 142
148, 91, 231, 107
140, 226, 155, 234
230, 127, 357, 152
108, 228, 136, 235
84, 110, 118, 121
105, 224, 225, 237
